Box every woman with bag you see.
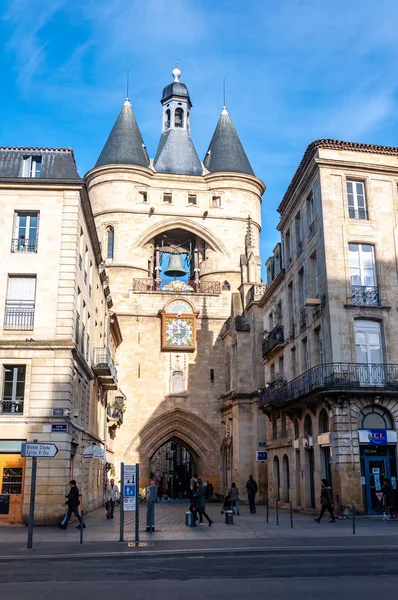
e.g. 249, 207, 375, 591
229, 482, 240, 515
314, 479, 336, 523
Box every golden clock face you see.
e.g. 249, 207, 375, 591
165, 317, 194, 348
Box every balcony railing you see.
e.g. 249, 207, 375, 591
92, 348, 118, 389
349, 207, 368, 220
262, 325, 284, 358
0, 397, 24, 414
4, 300, 35, 330
351, 285, 380, 306
259, 362, 398, 409
132, 278, 221, 294
11, 238, 38, 253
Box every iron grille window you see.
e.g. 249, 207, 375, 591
11, 212, 39, 253
1, 365, 26, 414
4, 276, 36, 330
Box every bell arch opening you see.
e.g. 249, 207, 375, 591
150, 438, 196, 499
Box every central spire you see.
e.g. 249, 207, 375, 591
154, 66, 203, 176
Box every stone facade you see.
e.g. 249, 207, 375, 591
260, 140, 398, 514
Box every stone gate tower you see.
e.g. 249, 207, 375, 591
85, 67, 265, 490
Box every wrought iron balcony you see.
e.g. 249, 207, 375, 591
262, 325, 284, 358
4, 300, 35, 330
132, 278, 221, 294
259, 362, 398, 409
92, 348, 118, 390
349, 207, 368, 220
351, 285, 380, 306
0, 397, 24, 414
11, 238, 38, 253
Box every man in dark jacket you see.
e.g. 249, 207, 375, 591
58, 480, 85, 530
246, 475, 258, 513
194, 479, 213, 526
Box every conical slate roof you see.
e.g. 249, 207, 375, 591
154, 129, 203, 176
95, 99, 150, 169
203, 107, 254, 176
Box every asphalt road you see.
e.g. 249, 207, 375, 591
2, 548, 398, 599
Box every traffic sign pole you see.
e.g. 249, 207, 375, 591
135, 463, 139, 544
27, 439, 38, 549
119, 462, 124, 542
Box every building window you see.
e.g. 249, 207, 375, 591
349, 244, 378, 305
175, 107, 183, 128
319, 409, 329, 434
80, 324, 85, 355
75, 312, 80, 344
172, 370, 184, 394
347, 180, 367, 220
12, 211, 39, 253
106, 226, 114, 259
2, 467, 23, 494
139, 191, 148, 203
285, 229, 292, 266
295, 212, 303, 255
359, 405, 393, 429
164, 109, 171, 130
188, 194, 197, 205
1, 365, 26, 413
302, 337, 310, 372
211, 196, 221, 208
354, 320, 383, 365
281, 412, 287, 437
294, 418, 300, 439
272, 414, 278, 440
86, 334, 90, 363
163, 193, 172, 204
311, 253, 319, 297
4, 276, 36, 330
22, 155, 42, 178
315, 328, 324, 365
222, 281, 230, 291
307, 192, 315, 235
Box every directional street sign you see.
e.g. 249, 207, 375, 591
123, 465, 137, 511
21, 443, 58, 458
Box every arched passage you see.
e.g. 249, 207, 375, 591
124, 408, 222, 486
150, 439, 194, 499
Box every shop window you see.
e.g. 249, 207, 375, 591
2, 467, 23, 494
359, 405, 393, 429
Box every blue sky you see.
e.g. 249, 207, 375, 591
2, 0, 398, 267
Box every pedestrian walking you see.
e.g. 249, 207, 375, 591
207, 481, 214, 501
189, 475, 199, 526
195, 478, 213, 526
314, 479, 336, 523
146, 479, 158, 532
382, 477, 398, 519
246, 474, 258, 513
58, 480, 85, 530
229, 482, 240, 515
106, 478, 119, 519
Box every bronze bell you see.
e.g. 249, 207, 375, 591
163, 254, 187, 278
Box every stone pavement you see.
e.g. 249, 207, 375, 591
1, 500, 398, 555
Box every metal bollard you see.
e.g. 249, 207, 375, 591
275, 499, 279, 526
186, 511, 194, 527
80, 510, 84, 545
290, 501, 293, 528
352, 505, 356, 535
266, 497, 269, 524
225, 509, 234, 525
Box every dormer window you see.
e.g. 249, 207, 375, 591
22, 155, 42, 178
139, 191, 148, 203
175, 107, 183, 128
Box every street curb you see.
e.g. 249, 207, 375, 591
2, 543, 398, 562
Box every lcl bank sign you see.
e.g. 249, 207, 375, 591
368, 429, 387, 445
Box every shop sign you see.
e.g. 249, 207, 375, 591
83, 444, 105, 460
368, 429, 387, 445
256, 451, 268, 461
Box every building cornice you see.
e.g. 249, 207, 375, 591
204, 171, 266, 195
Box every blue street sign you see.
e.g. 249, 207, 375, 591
258, 442, 267, 447
368, 429, 387, 445
51, 424, 68, 432
256, 451, 268, 461
124, 485, 136, 497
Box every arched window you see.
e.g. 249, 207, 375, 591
106, 226, 114, 259
282, 455, 290, 503
358, 405, 393, 429
294, 418, 300, 439
272, 414, 278, 440
172, 370, 184, 394
319, 408, 329, 434
175, 107, 183, 128
304, 414, 313, 436
273, 456, 280, 501
165, 109, 171, 129
222, 281, 231, 291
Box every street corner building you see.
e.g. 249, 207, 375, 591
0, 68, 398, 525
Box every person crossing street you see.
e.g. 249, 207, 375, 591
106, 478, 119, 519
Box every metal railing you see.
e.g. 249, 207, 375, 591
351, 285, 380, 306
0, 397, 24, 414
259, 362, 398, 409
132, 278, 221, 294
11, 238, 38, 253
349, 207, 368, 220
4, 300, 35, 330
262, 325, 284, 357
92, 348, 117, 384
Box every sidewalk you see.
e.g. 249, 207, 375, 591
1, 501, 397, 557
